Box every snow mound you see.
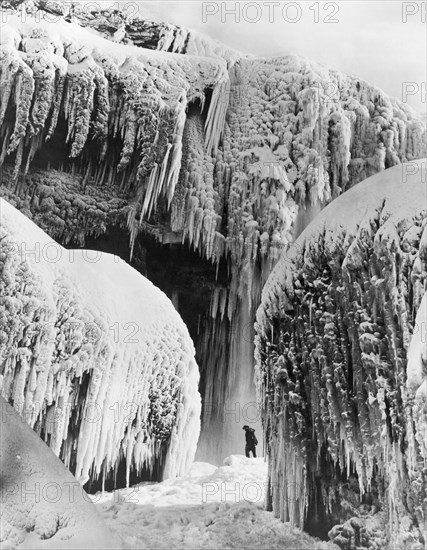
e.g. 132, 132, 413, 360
0, 396, 121, 549
255, 160, 427, 546
0, 198, 201, 487
261, 160, 427, 311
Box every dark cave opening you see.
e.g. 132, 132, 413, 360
186, 87, 213, 127
31, 116, 75, 170
81, 226, 229, 347
304, 451, 383, 542
202, 87, 213, 124
3, 113, 135, 191
304, 476, 333, 541
83, 447, 167, 494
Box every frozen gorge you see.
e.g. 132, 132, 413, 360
0, 1, 426, 549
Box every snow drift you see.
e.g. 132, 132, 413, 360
0, 396, 121, 549
255, 160, 427, 548
0, 197, 201, 486
92, 454, 337, 550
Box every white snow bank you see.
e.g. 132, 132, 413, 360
93, 455, 267, 509
92, 455, 337, 549
0, 198, 201, 486
0, 396, 121, 549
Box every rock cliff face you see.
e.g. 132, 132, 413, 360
256, 161, 427, 549
0, 0, 426, 488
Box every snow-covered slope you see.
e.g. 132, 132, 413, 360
0, 197, 201, 485
255, 160, 427, 548
0, 396, 121, 549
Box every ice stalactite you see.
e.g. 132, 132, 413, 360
255, 161, 427, 548
205, 80, 230, 156
0, 198, 201, 485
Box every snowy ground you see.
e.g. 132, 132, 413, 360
91, 455, 337, 549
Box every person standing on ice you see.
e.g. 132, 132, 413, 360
243, 425, 258, 458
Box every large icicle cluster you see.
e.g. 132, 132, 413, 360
0, 197, 201, 485
255, 161, 427, 549
213, 55, 425, 304
0, 11, 229, 247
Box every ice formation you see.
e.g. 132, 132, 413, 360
0, 0, 426, 468
255, 161, 427, 548
0, 197, 201, 486
0, 396, 121, 549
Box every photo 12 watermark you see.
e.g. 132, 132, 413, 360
201, 2, 340, 24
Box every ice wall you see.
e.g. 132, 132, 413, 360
255, 161, 427, 548
0, 197, 201, 485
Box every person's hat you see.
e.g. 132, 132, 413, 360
243, 425, 249, 430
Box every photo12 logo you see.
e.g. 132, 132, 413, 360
401, 2, 427, 22
401, 160, 426, 183
401, 82, 426, 104
201, 2, 340, 24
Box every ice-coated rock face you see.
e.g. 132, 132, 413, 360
0, 197, 201, 486
255, 160, 427, 548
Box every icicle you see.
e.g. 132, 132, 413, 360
205, 79, 230, 155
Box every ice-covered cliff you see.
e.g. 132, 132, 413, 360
255, 161, 427, 548
0, 197, 201, 486
0, 0, 426, 467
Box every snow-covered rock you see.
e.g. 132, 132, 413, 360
255, 160, 427, 548
0, 197, 201, 486
0, 396, 121, 549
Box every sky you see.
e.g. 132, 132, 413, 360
87, 1, 426, 114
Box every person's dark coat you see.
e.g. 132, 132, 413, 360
244, 427, 258, 458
